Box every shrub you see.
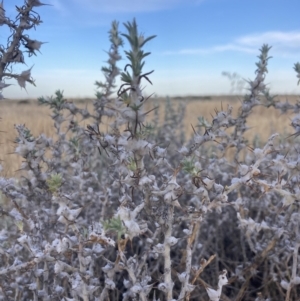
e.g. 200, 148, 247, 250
1, 2, 300, 301
0, 0, 47, 99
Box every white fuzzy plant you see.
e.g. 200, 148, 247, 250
2, 2, 300, 301
198, 269, 228, 301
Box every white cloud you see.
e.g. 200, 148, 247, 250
236, 31, 300, 57
237, 31, 300, 48
163, 31, 300, 57
164, 44, 256, 55
47, 0, 70, 16
71, 0, 203, 13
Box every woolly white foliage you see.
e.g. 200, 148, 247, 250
1, 7, 300, 301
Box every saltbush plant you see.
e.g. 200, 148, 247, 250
1, 2, 300, 301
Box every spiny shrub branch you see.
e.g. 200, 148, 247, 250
0, 0, 48, 99
2, 4, 300, 301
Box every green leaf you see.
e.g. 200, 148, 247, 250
140, 35, 157, 47
103, 216, 126, 240
46, 173, 63, 194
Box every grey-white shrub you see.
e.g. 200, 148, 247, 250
1, 4, 300, 301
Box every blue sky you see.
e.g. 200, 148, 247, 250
2, 0, 300, 99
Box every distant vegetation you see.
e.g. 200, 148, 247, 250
1, 2, 300, 301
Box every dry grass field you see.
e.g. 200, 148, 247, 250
0, 95, 298, 177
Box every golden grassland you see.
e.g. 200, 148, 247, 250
0, 95, 298, 177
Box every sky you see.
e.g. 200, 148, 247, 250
2, 0, 300, 99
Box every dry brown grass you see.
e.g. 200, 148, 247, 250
0, 95, 297, 177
